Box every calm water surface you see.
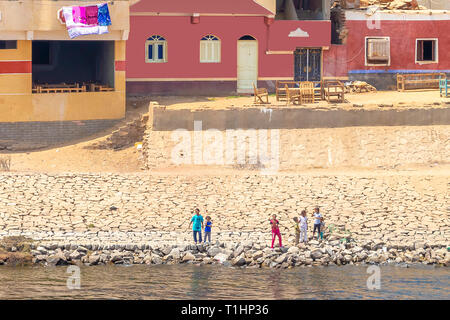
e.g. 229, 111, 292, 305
0, 265, 448, 299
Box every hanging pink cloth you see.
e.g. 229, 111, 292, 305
72, 6, 87, 24
85, 5, 99, 25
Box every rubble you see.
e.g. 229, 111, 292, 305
345, 81, 377, 93
338, 0, 427, 10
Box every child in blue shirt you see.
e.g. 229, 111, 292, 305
204, 216, 212, 243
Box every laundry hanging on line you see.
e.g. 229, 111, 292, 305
62, 3, 112, 39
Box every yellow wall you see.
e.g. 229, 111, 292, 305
0, 92, 125, 122
0, 39, 125, 122
0, 41, 31, 61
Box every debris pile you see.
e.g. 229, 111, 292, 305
344, 81, 377, 93
338, 0, 427, 10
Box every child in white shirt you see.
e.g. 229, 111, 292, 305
299, 210, 308, 243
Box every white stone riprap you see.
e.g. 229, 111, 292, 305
0, 172, 448, 249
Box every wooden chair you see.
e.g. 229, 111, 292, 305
285, 85, 301, 105
323, 80, 345, 103
300, 81, 315, 104
276, 80, 299, 101
253, 82, 269, 104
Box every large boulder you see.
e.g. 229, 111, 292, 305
182, 252, 195, 262
311, 249, 323, 260
232, 255, 246, 267
213, 253, 229, 263
88, 255, 100, 265
275, 253, 288, 264
287, 246, 300, 255
47, 253, 68, 266
69, 250, 83, 260
233, 245, 244, 258
207, 247, 222, 257
168, 248, 181, 260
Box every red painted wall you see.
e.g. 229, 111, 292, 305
323, 19, 450, 76
131, 0, 272, 15
126, 16, 331, 79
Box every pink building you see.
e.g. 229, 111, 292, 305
126, 0, 331, 95
126, 1, 450, 94
324, 8, 450, 90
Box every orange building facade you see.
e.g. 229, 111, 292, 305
0, 0, 130, 123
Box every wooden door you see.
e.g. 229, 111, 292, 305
237, 40, 258, 93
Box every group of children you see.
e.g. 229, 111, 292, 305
188, 208, 213, 244
189, 207, 325, 248
269, 207, 324, 249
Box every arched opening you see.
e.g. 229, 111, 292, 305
238, 35, 256, 41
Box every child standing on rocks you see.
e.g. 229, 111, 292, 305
319, 217, 326, 240
270, 214, 283, 249
293, 217, 300, 245
312, 207, 323, 240
189, 208, 204, 244
204, 215, 212, 244
299, 210, 308, 243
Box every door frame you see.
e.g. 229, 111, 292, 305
237, 37, 258, 93
294, 47, 323, 82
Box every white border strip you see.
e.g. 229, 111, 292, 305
346, 10, 450, 21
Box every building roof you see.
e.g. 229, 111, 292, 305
130, 0, 273, 15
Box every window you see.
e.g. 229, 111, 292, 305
365, 37, 390, 66
416, 39, 438, 63
145, 35, 167, 63
0, 40, 17, 50
200, 35, 221, 63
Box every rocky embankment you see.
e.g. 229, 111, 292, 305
3, 237, 447, 268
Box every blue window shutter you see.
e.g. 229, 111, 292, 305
158, 44, 164, 60
148, 44, 153, 60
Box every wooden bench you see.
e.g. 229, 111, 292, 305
252, 83, 269, 104
440, 78, 449, 97
285, 85, 301, 105
32, 83, 87, 93
323, 80, 345, 103
397, 73, 446, 91
276, 81, 300, 101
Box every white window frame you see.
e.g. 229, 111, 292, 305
200, 35, 221, 63
145, 35, 167, 63
415, 38, 438, 65
365, 36, 390, 67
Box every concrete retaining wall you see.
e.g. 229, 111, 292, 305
151, 106, 450, 131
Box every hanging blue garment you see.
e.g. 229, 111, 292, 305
97, 3, 112, 26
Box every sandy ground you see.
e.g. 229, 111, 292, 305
147, 90, 449, 111
2, 91, 449, 174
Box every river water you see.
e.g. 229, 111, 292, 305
0, 265, 448, 300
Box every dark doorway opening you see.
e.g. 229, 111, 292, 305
32, 40, 115, 92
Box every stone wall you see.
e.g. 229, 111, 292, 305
144, 126, 450, 170
0, 119, 120, 151
0, 172, 448, 248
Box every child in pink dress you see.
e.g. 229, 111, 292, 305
270, 214, 283, 249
